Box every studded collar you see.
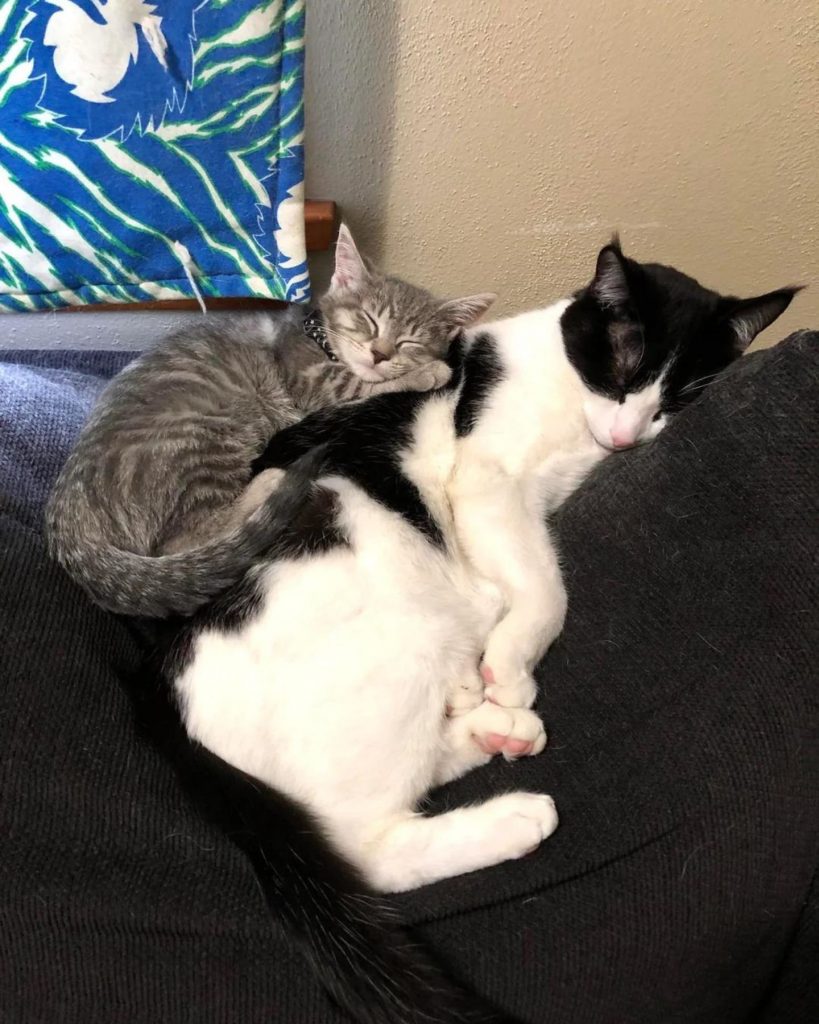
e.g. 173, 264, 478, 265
302, 309, 338, 362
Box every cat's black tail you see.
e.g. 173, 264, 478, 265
46, 446, 328, 619
131, 663, 516, 1024
186, 744, 515, 1024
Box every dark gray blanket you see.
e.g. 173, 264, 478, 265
0, 336, 817, 1023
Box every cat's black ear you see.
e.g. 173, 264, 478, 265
330, 223, 369, 293
591, 239, 632, 313
437, 293, 497, 336
725, 286, 802, 351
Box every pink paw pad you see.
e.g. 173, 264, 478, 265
505, 737, 533, 757
480, 663, 497, 701
475, 731, 533, 758
476, 731, 507, 754
480, 663, 496, 685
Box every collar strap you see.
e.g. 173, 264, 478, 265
303, 309, 338, 362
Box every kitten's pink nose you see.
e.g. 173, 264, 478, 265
372, 350, 389, 365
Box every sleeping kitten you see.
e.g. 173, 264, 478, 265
45, 224, 494, 618
151, 241, 798, 1023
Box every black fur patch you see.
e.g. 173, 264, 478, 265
253, 391, 446, 548
454, 333, 505, 437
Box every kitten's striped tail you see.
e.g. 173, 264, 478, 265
45, 447, 328, 619
134, 688, 517, 1024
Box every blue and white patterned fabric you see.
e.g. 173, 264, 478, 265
0, 1, 309, 310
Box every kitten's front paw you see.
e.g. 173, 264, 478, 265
412, 360, 452, 392
480, 659, 538, 710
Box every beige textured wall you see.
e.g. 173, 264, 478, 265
305, 1, 818, 347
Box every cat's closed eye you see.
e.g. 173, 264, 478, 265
361, 311, 378, 335
397, 340, 423, 352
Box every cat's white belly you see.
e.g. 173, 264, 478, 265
176, 483, 496, 851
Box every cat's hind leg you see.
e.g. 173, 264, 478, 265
358, 788, 557, 893
232, 467, 287, 520
349, 702, 553, 893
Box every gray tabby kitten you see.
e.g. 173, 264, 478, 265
46, 225, 495, 618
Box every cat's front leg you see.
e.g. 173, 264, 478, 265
451, 463, 567, 709
479, 586, 565, 708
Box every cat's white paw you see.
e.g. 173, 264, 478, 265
485, 792, 558, 858
480, 658, 537, 709
468, 701, 546, 760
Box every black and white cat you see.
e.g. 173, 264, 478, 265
155, 242, 797, 1024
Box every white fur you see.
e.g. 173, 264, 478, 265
176, 297, 637, 893
583, 375, 666, 450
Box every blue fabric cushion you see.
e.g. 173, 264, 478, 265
0, 2, 308, 310
0, 350, 133, 529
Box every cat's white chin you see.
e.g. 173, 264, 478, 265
582, 384, 666, 451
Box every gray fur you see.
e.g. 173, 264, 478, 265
46, 226, 494, 618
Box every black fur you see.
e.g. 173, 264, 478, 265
248, 333, 471, 546
454, 334, 505, 437
252, 389, 446, 548
561, 239, 800, 411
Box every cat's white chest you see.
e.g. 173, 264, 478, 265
466, 307, 592, 476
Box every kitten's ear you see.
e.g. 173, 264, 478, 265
437, 293, 497, 336
591, 239, 632, 313
725, 286, 802, 351
330, 223, 369, 293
